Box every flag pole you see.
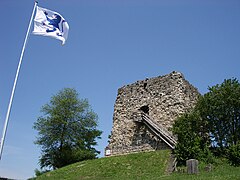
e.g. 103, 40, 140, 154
0, 1, 38, 160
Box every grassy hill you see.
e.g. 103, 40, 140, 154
35, 150, 240, 180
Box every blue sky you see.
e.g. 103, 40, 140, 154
0, 0, 240, 179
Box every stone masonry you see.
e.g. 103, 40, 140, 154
106, 71, 200, 156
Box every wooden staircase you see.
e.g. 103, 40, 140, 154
133, 112, 177, 149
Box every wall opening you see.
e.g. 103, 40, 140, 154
140, 105, 149, 114
144, 82, 147, 89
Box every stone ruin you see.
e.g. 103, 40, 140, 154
105, 71, 200, 156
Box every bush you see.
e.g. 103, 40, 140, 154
34, 169, 50, 177
227, 142, 240, 166
173, 111, 211, 165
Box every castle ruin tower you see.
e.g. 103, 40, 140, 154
106, 71, 200, 156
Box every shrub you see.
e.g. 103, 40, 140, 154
227, 142, 240, 166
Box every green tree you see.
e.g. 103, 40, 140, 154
172, 110, 211, 165
33, 88, 102, 169
197, 78, 240, 149
173, 78, 240, 166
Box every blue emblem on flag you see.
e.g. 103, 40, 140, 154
43, 11, 65, 37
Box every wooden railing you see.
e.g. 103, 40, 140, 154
134, 112, 177, 149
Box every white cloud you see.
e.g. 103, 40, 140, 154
0, 167, 29, 180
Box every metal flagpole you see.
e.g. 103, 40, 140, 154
0, 1, 38, 160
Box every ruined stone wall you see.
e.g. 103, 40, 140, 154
107, 71, 200, 156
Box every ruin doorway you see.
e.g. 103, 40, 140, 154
140, 105, 149, 114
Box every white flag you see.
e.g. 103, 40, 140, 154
33, 6, 69, 45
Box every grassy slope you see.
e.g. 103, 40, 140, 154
36, 150, 240, 180
36, 150, 170, 180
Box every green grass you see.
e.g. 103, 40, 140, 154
165, 158, 240, 180
35, 150, 240, 180
35, 150, 170, 180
